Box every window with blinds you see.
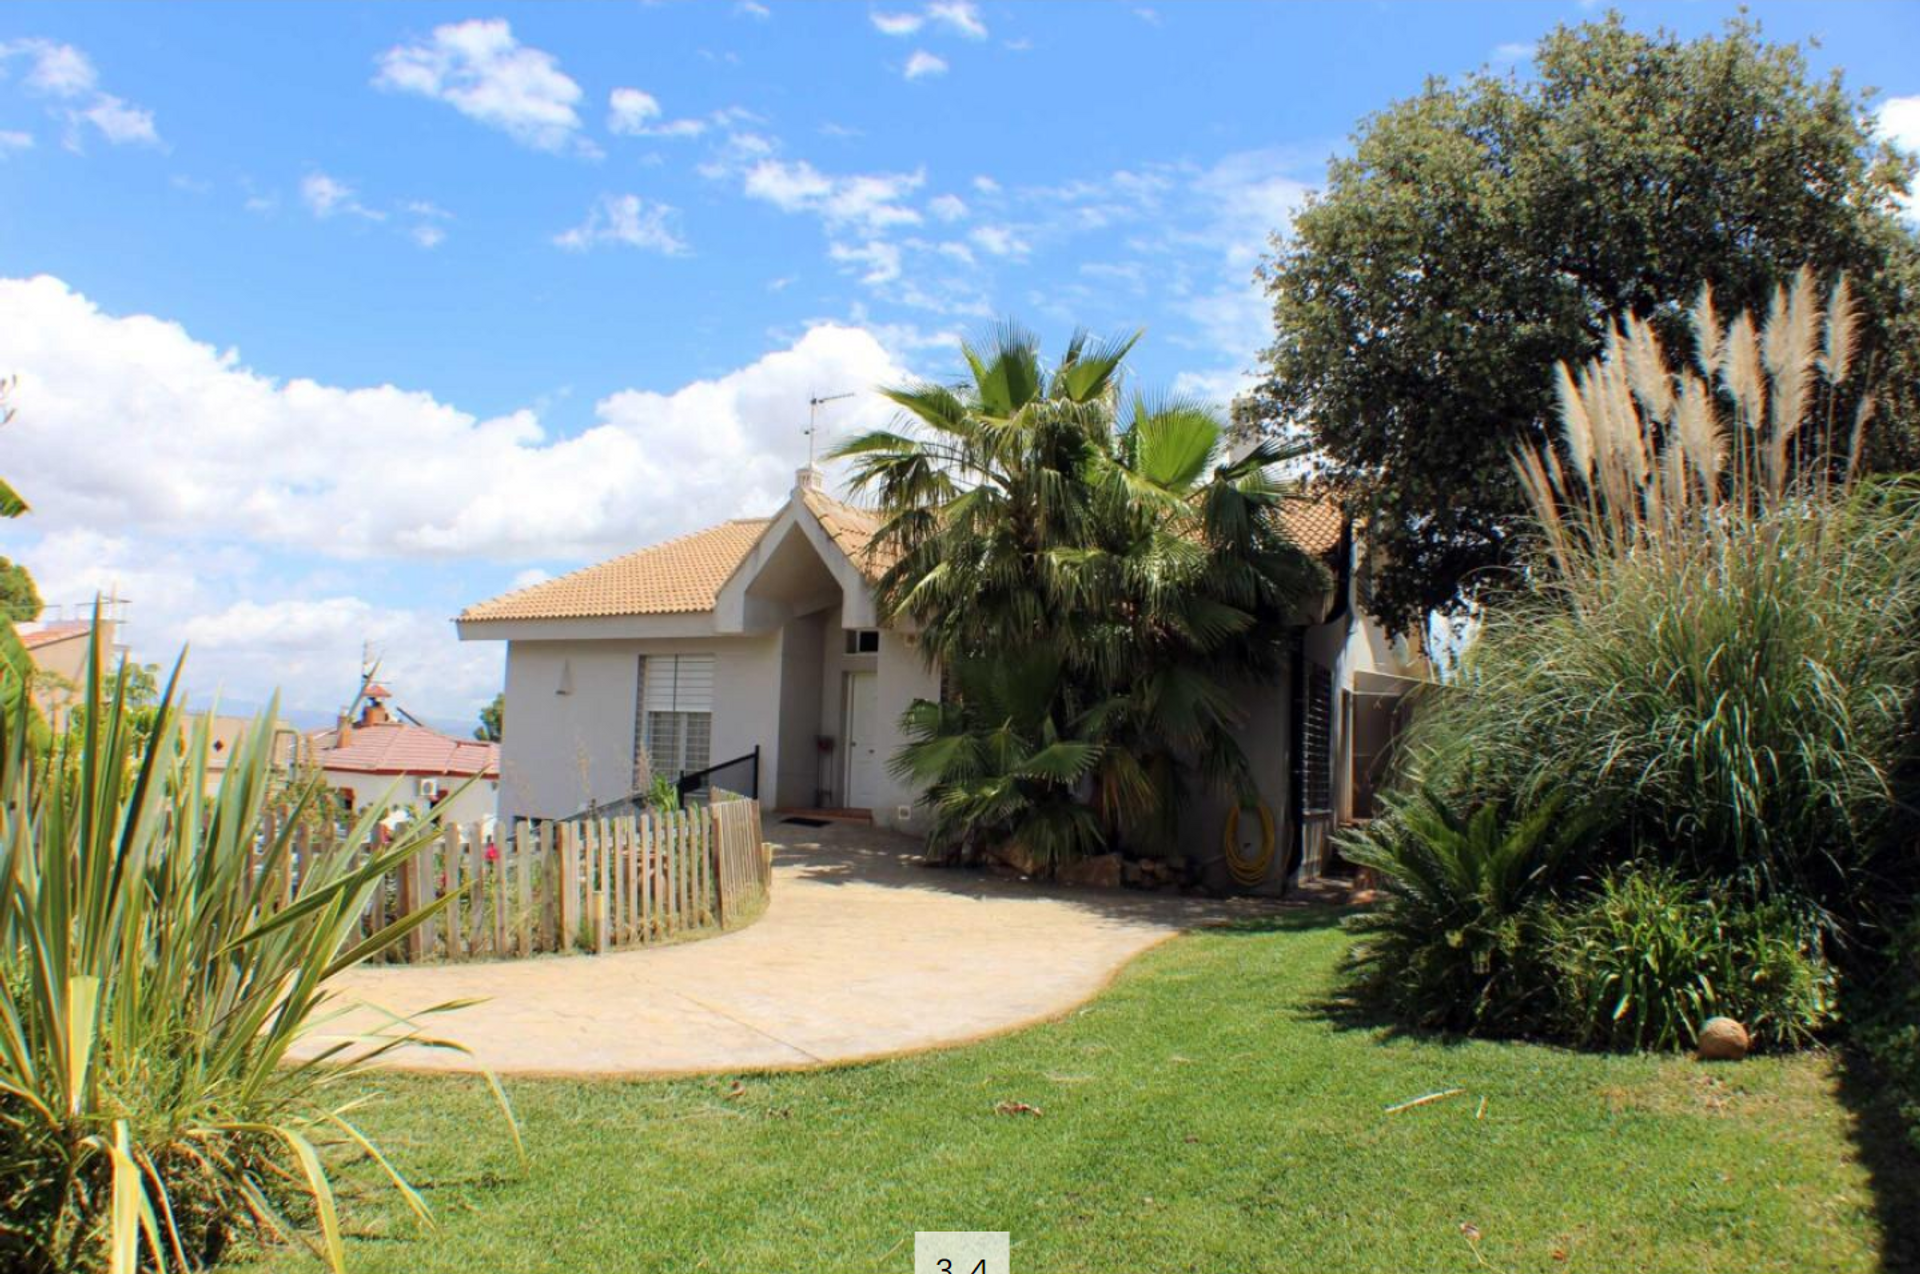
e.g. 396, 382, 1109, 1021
1301, 662, 1334, 815
634, 654, 714, 780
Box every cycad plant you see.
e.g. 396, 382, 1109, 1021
834, 324, 1327, 863
1342, 788, 1599, 1032
0, 626, 514, 1274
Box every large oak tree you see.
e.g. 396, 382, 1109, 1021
1241, 14, 1920, 634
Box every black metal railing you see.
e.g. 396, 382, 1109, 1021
675, 747, 759, 806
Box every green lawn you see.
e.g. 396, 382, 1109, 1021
230, 911, 1911, 1273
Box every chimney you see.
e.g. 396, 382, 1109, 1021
794, 464, 825, 493
335, 711, 354, 749
359, 698, 390, 727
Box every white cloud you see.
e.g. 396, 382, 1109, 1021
0, 276, 920, 717
903, 50, 948, 80
968, 223, 1028, 257
1880, 95, 1920, 216
607, 87, 660, 132
1492, 41, 1537, 63
0, 130, 30, 154
1, 38, 96, 97
607, 87, 707, 139
0, 276, 912, 559
871, 11, 924, 36
410, 224, 446, 249
300, 171, 383, 221
830, 239, 904, 285
735, 0, 772, 16
553, 193, 687, 253
972, 174, 1000, 194
927, 193, 968, 221
742, 158, 925, 235
76, 95, 157, 146
374, 18, 586, 154
873, 2, 984, 39
2, 38, 160, 148
927, 2, 988, 39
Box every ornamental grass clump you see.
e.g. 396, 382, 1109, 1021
1347, 269, 1920, 1047
0, 628, 517, 1274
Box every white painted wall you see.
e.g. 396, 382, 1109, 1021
316, 767, 498, 827
496, 633, 781, 823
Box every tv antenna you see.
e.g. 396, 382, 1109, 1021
805, 392, 854, 468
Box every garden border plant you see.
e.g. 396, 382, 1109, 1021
0, 621, 518, 1274
1343, 269, 1920, 1056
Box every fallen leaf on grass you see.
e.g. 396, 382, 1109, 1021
994, 1101, 1043, 1117
1385, 1087, 1466, 1115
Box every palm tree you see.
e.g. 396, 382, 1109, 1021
832, 324, 1328, 867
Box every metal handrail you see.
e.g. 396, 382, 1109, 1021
674, 746, 759, 803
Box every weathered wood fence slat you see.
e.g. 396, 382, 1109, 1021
286, 798, 771, 965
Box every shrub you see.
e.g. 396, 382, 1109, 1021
0, 636, 515, 1273
1546, 867, 1837, 1052
1341, 788, 1598, 1033
1407, 273, 1920, 937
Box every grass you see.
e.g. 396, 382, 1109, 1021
223, 912, 1907, 1273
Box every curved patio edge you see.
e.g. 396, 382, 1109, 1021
303, 821, 1286, 1078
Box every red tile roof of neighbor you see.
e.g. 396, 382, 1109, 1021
1275, 498, 1347, 558
315, 721, 500, 777
15, 621, 91, 649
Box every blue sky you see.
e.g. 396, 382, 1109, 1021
0, 1, 1915, 727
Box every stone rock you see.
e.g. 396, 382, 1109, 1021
1696, 1016, 1750, 1061
1057, 853, 1123, 889
989, 839, 1044, 877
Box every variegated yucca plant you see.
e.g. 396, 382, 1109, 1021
0, 622, 516, 1273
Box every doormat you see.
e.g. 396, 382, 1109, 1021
782, 816, 832, 828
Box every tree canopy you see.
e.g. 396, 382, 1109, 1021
1241, 13, 1920, 634
475, 691, 503, 742
0, 555, 41, 623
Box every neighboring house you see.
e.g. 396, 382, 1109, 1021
14, 616, 119, 728
309, 685, 501, 825
458, 466, 1429, 891
182, 711, 311, 796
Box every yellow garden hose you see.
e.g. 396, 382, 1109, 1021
1223, 802, 1277, 888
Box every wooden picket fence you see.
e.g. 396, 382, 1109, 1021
280, 798, 773, 964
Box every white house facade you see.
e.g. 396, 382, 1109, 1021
457, 466, 1427, 891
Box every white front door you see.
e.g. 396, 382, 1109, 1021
844, 671, 882, 810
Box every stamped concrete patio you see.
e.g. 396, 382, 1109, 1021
313, 819, 1282, 1077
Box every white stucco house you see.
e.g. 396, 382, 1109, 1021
457, 466, 1427, 891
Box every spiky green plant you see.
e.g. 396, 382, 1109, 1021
1341, 788, 1599, 1032
0, 626, 517, 1273
891, 649, 1106, 871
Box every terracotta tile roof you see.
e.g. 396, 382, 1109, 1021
15, 621, 90, 649
460, 519, 773, 622
1275, 497, 1346, 558
799, 488, 895, 582
314, 721, 500, 777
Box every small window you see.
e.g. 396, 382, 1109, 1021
419, 778, 441, 800
845, 629, 881, 654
